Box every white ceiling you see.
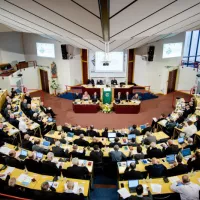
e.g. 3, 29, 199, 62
0, 0, 200, 51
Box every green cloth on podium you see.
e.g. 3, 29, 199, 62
103, 88, 112, 104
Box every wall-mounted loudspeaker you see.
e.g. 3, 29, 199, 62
148, 46, 155, 62
61, 44, 68, 60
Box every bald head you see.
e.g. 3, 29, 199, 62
152, 157, 158, 164
9, 150, 16, 158
182, 175, 190, 184
168, 140, 173, 146
114, 145, 119, 151
80, 134, 84, 139
67, 181, 74, 190
146, 132, 151, 137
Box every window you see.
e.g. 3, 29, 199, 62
183, 30, 200, 67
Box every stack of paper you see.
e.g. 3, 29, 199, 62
151, 184, 162, 193
117, 188, 131, 199
0, 167, 15, 180
142, 184, 148, 195
0, 146, 11, 155
9, 129, 18, 135
17, 174, 32, 186
168, 176, 180, 183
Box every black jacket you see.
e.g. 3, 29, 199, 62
41, 160, 60, 176
163, 144, 179, 156
24, 159, 42, 174
5, 157, 24, 169
74, 129, 86, 136
74, 138, 89, 147
145, 164, 167, 178
69, 150, 85, 159
86, 130, 100, 137
147, 147, 163, 159
123, 168, 143, 180
109, 142, 122, 148
187, 157, 200, 171
52, 146, 66, 157
9, 118, 19, 128
168, 163, 188, 176
141, 127, 152, 135
90, 141, 104, 149
21, 139, 33, 151
90, 150, 103, 163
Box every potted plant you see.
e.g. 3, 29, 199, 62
50, 79, 59, 95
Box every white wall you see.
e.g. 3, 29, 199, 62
0, 76, 11, 92
0, 32, 25, 64
134, 32, 196, 94
22, 33, 82, 93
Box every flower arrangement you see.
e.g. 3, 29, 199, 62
102, 104, 112, 113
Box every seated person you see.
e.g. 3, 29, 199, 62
82, 91, 90, 100
176, 112, 185, 124
32, 139, 49, 154
182, 120, 197, 138
92, 92, 99, 102
147, 142, 163, 158
74, 134, 89, 147
62, 123, 72, 133
68, 144, 85, 159
183, 104, 192, 118
86, 125, 100, 137
187, 151, 200, 171
62, 157, 89, 179
22, 134, 33, 151
25, 104, 34, 119
59, 133, 67, 144
9, 114, 19, 128
89, 145, 103, 163
129, 125, 141, 136
111, 78, 117, 85
132, 93, 140, 100
52, 141, 67, 157
21, 99, 28, 111
151, 113, 166, 128
40, 102, 56, 118
109, 137, 122, 148
142, 132, 156, 145
90, 137, 104, 149
32, 113, 39, 123
131, 145, 145, 161
24, 93, 32, 104
5, 150, 24, 169
42, 122, 52, 135
127, 137, 138, 147
168, 155, 188, 176
195, 115, 200, 131
109, 145, 126, 162
124, 91, 131, 101
115, 92, 122, 103
10, 88, 17, 98
141, 123, 152, 135
145, 157, 167, 178
161, 140, 179, 156
183, 138, 196, 151
74, 92, 80, 100
87, 79, 94, 85
0, 122, 12, 144
123, 162, 143, 180
164, 118, 176, 136
74, 125, 86, 136
96, 79, 103, 85
102, 127, 108, 138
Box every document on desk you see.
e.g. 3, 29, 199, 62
0, 146, 11, 155
9, 129, 19, 135
0, 167, 15, 180
168, 176, 180, 183
151, 184, 162, 193
64, 182, 84, 194
17, 174, 32, 186
117, 188, 131, 199
142, 184, 148, 195
48, 181, 59, 188
79, 159, 87, 166
159, 120, 167, 127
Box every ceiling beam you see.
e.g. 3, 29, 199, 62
98, 0, 110, 42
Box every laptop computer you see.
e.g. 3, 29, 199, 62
181, 148, 191, 159
108, 132, 116, 138
36, 152, 43, 159
126, 160, 136, 167
109, 138, 115, 143
140, 125, 146, 130
47, 117, 53, 122
178, 137, 184, 144
18, 149, 28, 160
128, 180, 139, 193
67, 132, 74, 137
42, 141, 50, 147
128, 134, 136, 140
166, 154, 175, 164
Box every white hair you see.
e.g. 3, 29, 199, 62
55, 141, 60, 146
150, 142, 156, 148
47, 152, 54, 160
72, 157, 79, 165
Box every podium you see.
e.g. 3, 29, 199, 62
103, 88, 112, 104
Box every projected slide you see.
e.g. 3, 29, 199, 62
163, 43, 182, 58
36, 43, 55, 58
95, 52, 124, 72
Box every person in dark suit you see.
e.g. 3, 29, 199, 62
32, 139, 49, 154
74, 126, 86, 136
195, 115, 200, 131
145, 158, 167, 178
151, 113, 166, 128
183, 105, 192, 118
123, 162, 143, 180
111, 78, 117, 85
62, 157, 89, 179
5, 150, 24, 169
68, 144, 85, 159
22, 134, 33, 151
128, 185, 152, 200
74, 134, 89, 147
127, 137, 138, 147
189, 101, 195, 114
183, 138, 196, 151
52, 141, 67, 157
24, 152, 42, 174
115, 92, 122, 103
168, 155, 188, 176
25, 104, 34, 118
40, 102, 56, 118
129, 125, 141, 136
102, 127, 108, 138
90, 137, 104, 149
74, 93, 80, 100
0, 122, 12, 144
86, 125, 100, 137
21, 99, 28, 111
187, 151, 200, 171
131, 146, 145, 161
162, 140, 179, 156
24, 93, 32, 104
141, 123, 152, 135
92, 92, 99, 102
109, 137, 122, 148
10, 88, 17, 98
59, 133, 67, 144
96, 79, 103, 85
32, 113, 39, 123
9, 114, 19, 128
147, 142, 163, 158
124, 92, 131, 101
89, 145, 103, 163
62, 123, 72, 133
176, 112, 185, 124
164, 118, 176, 137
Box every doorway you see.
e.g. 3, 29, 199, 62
40, 69, 49, 93
167, 69, 177, 93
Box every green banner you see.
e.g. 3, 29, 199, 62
103, 88, 112, 104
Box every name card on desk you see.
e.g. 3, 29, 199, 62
104, 88, 111, 92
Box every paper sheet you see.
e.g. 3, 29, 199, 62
64, 182, 84, 194
52, 158, 59, 163
9, 129, 19, 135
117, 188, 131, 199
142, 184, 148, 195
160, 120, 167, 127
0, 146, 11, 155
0, 167, 15, 180
151, 184, 162, 193
79, 159, 87, 166
168, 176, 180, 183
17, 174, 32, 186
48, 181, 59, 188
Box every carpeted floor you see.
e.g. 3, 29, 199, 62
32, 91, 192, 129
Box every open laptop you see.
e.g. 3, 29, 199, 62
140, 125, 146, 130
108, 132, 116, 138
42, 141, 50, 147
181, 148, 191, 160
166, 154, 175, 164
128, 180, 139, 193
126, 160, 136, 167
67, 132, 74, 137
178, 137, 184, 144
18, 149, 28, 160
36, 152, 43, 159
128, 134, 136, 140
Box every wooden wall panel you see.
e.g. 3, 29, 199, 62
81, 49, 88, 84
128, 49, 135, 84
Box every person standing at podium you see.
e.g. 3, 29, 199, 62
124, 91, 131, 101
82, 91, 90, 100
111, 78, 118, 85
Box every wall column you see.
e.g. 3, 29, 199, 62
81, 49, 88, 84
128, 49, 135, 84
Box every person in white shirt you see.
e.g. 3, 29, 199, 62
182, 120, 197, 138
170, 175, 200, 200
18, 117, 28, 134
